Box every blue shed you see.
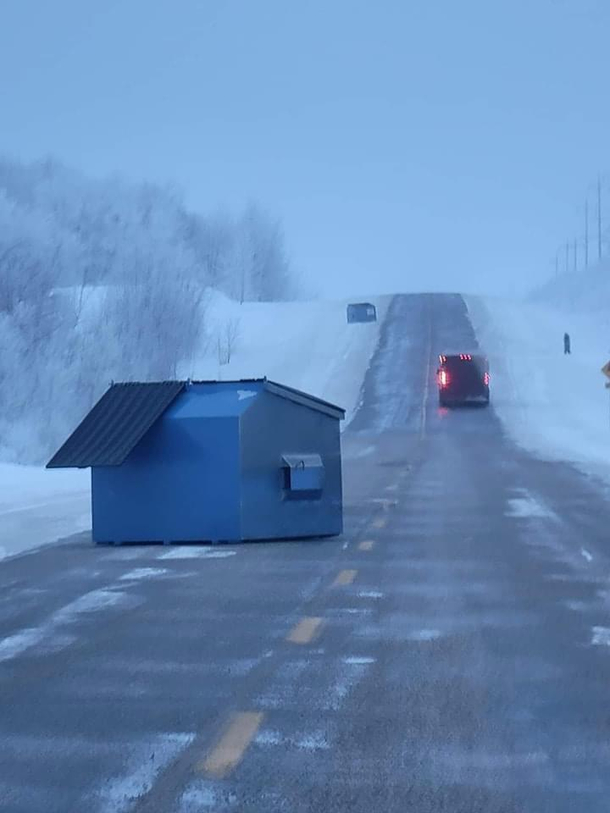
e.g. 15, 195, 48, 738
47, 379, 345, 544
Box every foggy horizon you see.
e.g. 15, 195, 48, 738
2, 0, 610, 298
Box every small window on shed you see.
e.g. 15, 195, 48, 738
282, 454, 324, 499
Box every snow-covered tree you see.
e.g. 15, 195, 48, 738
0, 156, 296, 462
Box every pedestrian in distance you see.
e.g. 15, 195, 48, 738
564, 332, 571, 355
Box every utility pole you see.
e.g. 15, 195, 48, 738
585, 198, 590, 267
555, 249, 560, 276
574, 238, 578, 273
598, 176, 603, 261
565, 241, 570, 274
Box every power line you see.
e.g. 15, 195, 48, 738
573, 238, 578, 273
585, 198, 589, 267
552, 174, 605, 282
598, 175, 603, 261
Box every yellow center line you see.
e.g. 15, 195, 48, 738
358, 540, 375, 551
287, 616, 323, 644
333, 569, 357, 586
199, 711, 264, 778
373, 517, 387, 529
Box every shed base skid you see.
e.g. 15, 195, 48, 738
95, 533, 341, 547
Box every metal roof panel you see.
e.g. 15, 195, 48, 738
46, 381, 185, 468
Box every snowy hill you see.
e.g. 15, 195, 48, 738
468, 265, 610, 484
185, 291, 388, 423
532, 260, 610, 316
0, 295, 388, 559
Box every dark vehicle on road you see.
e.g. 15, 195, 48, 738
347, 302, 377, 323
437, 353, 490, 407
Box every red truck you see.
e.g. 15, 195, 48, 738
437, 353, 490, 407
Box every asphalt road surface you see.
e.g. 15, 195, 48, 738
2, 294, 610, 812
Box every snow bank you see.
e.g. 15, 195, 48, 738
1, 294, 389, 558
467, 295, 610, 481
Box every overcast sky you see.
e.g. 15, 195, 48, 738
1, 0, 610, 298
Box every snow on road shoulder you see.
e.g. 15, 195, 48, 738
467, 295, 610, 480
0, 464, 90, 559
0, 464, 89, 515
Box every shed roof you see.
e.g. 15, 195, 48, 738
47, 381, 185, 468
165, 381, 264, 420
258, 379, 345, 420
179, 378, 344, 419
46, 378, 344, 469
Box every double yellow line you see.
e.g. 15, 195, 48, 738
200, 712, 264, 778
199, 525, 380, 779
284, 566, 361, 645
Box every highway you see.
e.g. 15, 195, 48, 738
2, 294, 610, 812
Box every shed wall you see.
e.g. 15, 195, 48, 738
92, 414, 241, 543
239, 392, 343, 539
